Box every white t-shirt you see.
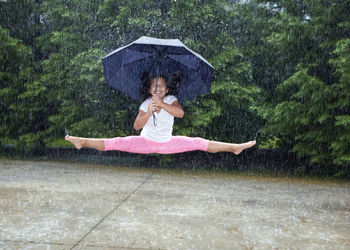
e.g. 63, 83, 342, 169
139, 95, 178, 142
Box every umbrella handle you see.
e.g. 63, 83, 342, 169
153, 112, 157, 126
152, 74, 158, 127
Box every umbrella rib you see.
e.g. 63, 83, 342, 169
129, 45, 191, 56
165, 55, 213, 86
118, 54, 154, 68
148, 46, 170, 75
104, 54, 154, 86
161, 53, 201, 73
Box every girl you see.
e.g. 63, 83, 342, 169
65, 72, 256, 154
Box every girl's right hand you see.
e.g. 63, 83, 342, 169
147, 100, 156, 114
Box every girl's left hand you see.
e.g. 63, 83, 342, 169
152, 95, 164, 107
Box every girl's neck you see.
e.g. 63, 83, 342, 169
151, 94, 167, 100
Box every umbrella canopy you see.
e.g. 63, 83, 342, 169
102, 36, 214, 103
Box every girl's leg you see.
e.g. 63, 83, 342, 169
157, 136, 255, 155
156, 136, 209, 154
206, 140, 256, 154
65, 135, 156, 154
66, 135, 158, 154
103, 136, 155, 154
65, 135, 105, 151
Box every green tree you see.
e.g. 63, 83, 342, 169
0, 0, 47, 150
0, 25, 33, 145
0, 0, 41, 50
330, 39, 350, 171
253, 0, 350, 174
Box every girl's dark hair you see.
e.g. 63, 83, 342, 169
140, 71, 183, 101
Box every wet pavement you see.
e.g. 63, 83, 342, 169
0, 159, 349, 249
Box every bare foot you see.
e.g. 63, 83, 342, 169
232, 140, 256, 155
65, 135, 84, 150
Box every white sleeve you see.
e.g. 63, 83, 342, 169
167, 95, 178, 105
140, 99, 150, 112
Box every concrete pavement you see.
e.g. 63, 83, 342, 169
0, 159, 349, 249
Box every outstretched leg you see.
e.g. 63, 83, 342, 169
156, 136, 255, 155
206, 140, 256, 154
65, 135, 105, 151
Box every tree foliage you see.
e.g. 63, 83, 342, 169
1, 0, 349, 175
252, 0, 350, 175
0, 25, 33, 145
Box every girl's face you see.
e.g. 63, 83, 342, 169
149, 77, 168, 98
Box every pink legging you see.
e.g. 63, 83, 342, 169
104, 136, 209, 154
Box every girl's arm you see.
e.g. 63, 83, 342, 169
134, 110, 152, 130
159, 101, 184, 118
153, 95, 184, 118
134, 100, 155, 130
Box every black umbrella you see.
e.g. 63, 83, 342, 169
102, 36, 214, 103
